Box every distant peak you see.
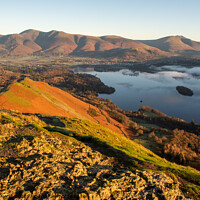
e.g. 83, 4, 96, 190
20, 29, 40, 34
49, 30, 57, 33
173, 35, 185, 38
166, 35, 185, 39
101, 35, 122, 39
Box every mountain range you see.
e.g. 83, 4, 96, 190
1, 29, 200, 59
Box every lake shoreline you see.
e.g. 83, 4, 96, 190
71, 65, 200, 124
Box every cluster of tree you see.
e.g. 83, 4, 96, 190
163, 129, 200, 169
0, 66, 115, 95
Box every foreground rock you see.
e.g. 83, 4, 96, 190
0, 112, 189, 200
176, 86, 194, 96
0, 136, 187, 200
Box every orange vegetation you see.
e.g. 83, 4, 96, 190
0, 78, 128, 136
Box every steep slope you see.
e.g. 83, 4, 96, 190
139, 36, 200, 52
0, 78, 128, 136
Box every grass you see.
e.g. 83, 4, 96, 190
2, 78, 81, 117
0, 114, 16, 124
4, 90, 32, 107
45, 126, 75, 136
16, 80, 41, 96
25, 123, 47, 132
180, 184, 200, 199
0, 113, 22, 126
21, 78, 80, 117
53, 117, 200, 186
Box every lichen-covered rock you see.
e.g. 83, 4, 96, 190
0, 134, 189, 200
0, 111, 190, 200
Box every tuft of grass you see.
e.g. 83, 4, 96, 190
25, 123, 47, 132
45, 126, 75, 136
0, 114, 16, 124
0, 113, 22, 126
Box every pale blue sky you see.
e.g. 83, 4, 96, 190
1, 0, 200, 41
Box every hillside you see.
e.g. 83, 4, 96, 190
72, 47, 171, 61
0, 76, 200, 198
0, 109, 199, 199
139, 36, 200, 53
0, 29, 171, 60
0, 78, 128, 136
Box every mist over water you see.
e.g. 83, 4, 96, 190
75, 66, 200, 124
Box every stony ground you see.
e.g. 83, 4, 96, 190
0, 129, 188, 199
0, 111, 191, 199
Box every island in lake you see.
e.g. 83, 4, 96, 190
176, 86, 194, 96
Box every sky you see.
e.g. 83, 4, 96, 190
1, 0, 200, 41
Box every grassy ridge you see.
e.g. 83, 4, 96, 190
44, 117, 200, 186
1, 78, 79, 116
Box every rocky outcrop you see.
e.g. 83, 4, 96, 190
0, 113, 188, 200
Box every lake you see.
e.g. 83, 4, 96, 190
73, 65, 200, 124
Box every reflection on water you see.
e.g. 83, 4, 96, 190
73, 66, 200, 124
117, 82, 133, 88
160, 65, 200, 79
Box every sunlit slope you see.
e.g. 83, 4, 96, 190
0, 29, 170, 59
56, 117, 200, 185
1, 109, 199, 191
139, 36, 200, 52
0, 78, 126, 135
0, 110, 193, 199
1, 30, 200, 58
